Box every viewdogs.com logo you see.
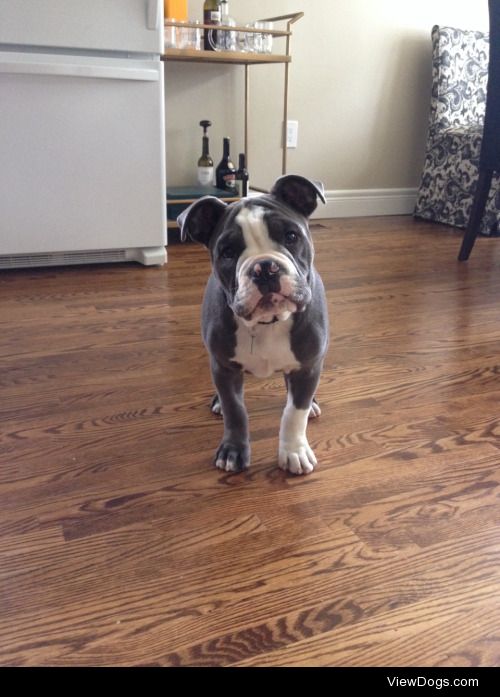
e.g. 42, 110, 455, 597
387, 676, 479, 689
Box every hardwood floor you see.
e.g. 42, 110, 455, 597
1, 216, 499, 667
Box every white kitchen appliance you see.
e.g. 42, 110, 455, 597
0, 0, 167, 268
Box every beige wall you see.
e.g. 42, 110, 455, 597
165, 0, 488, 192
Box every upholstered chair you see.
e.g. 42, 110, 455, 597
414, 25, 500, 235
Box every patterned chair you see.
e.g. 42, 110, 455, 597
414, 25, 500, 235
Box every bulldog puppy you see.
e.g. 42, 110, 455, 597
178, 175, 328, 475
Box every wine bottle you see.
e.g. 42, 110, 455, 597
203, 0, 221, 51
216, 137, 236, 191
197, 120, 214, 186
235, 153, 249, 197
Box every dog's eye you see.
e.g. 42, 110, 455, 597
220, 245, 236, 259
285, 231, 298, 245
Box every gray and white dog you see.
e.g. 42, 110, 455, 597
177, 175, 328, 475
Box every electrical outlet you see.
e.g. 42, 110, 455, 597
286, 120, 298, 148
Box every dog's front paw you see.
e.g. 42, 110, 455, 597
278, 438, 317, 475
215, 440, 250, 473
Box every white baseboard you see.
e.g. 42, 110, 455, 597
312, 188, 418, 219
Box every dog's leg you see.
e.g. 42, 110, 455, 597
279, 368, 321, 475
210, 359, 250, 472
284, 377, 321, 419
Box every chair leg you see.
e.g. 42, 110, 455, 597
458, 168, 494, 261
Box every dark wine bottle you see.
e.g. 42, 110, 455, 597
197, 120, 214, 186
235, 153, 249, 197
215, 137, 236, 191
203, 0, 221, 51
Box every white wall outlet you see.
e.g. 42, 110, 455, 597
286, 120, 299, 148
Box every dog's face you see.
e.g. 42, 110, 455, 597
177, 175, 325, 327
207, 199, 314, 326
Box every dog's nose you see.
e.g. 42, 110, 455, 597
249, 259, 282, 294
250, 259, 281, 281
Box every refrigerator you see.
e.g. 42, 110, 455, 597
0, 0, 167, 268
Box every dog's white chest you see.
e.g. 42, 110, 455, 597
232, 317, 300, 378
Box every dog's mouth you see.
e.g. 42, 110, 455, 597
233, 291, 299, 325
231, 266, 311, 326
257, 292, 288, 312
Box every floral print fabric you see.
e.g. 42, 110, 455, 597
415, 26, 500, 235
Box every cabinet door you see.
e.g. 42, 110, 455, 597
0, 0, 163, 54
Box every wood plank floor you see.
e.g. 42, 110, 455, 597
1, 216, 500, 667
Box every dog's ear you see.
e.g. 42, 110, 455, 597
177, 196, 228, 247
270, 175, 326, 217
